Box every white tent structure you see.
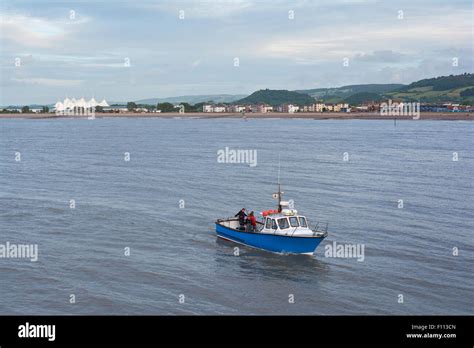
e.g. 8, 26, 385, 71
89, 98, 99, 108
54, 101, 65, 112
63, 98, 73, 109
77, 97, 86, 107
98, 99, 109, 107
54, 97, 109, 116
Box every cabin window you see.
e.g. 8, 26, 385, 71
277, 218, 289, 229
265, 218, 272, 229
289, 217, 299, 227
299, 217, 308, 227
271, 219, 277, 229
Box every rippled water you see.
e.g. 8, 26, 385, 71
0, 118, 472, 314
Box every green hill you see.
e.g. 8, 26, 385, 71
386, 73, 474, 104
294, 74, 474, 104
397, 73, 474, 92
235, 89, 315, 106
460, 87, 474, 97
344, 92, 383, 105
296, 84, 404, 101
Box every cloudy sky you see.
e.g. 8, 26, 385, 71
1, 0, 472, 104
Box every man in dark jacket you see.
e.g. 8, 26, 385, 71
235, 208, 247, 230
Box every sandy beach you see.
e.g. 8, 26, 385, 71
0, 112, 472, 120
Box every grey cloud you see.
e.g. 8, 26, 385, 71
353, 50, 408, 63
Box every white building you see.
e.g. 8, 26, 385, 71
203, 104, 214, 112
315, 103, 325, 112
284, 104, 299, 113
203, 104, 227, 112
213, 105, 227, 113
260, 104, 273, 113
229, 105, 245, 113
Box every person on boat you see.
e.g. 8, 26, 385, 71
235, 208, 247, 230
247, 211, 257, 232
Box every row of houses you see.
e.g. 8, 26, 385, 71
202, 103, 351, 113
303, 103, 350, 112
420, 103, 474, 112
354, 102, 474, 113
203, 104, 272, 113
4, 100, 472, 114
0, 107, 45, 113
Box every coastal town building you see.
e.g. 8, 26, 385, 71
280, 104, 299, 113
108, 107, 129, 113
315, 103, 325, 112
213, 105, 227, 113
446, 104, 474, 112
332, 103, 349, 112
228, 105, 245, 113
203, 104, 213, 112
302, 103, 350, 112
203, 104, 227, 112
251, 104, 273, 113
249, 105, 259, 113
263, 105, 273, 113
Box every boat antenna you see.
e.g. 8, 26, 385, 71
277, 154, 282, 212
277, 153, 281, 185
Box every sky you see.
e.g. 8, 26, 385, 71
0, 0, 473, 105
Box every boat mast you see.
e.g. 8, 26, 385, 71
277, 155, 283, 212
278, 183, 282, 212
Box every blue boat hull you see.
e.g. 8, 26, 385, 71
215, 223, 325, 255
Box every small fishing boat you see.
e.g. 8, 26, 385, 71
215, 184, 328, 255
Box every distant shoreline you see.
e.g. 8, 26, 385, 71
0, 112, 472, 120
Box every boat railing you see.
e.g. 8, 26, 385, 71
216, 217, 264, 233
311, 221, 329, 237
216, 217, 264, 223
216, 217, 238, 222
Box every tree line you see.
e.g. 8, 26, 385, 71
126, 102, 207, 112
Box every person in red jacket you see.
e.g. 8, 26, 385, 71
247, 211, 257, 232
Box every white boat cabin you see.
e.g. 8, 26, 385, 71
260, 209, 315, 237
